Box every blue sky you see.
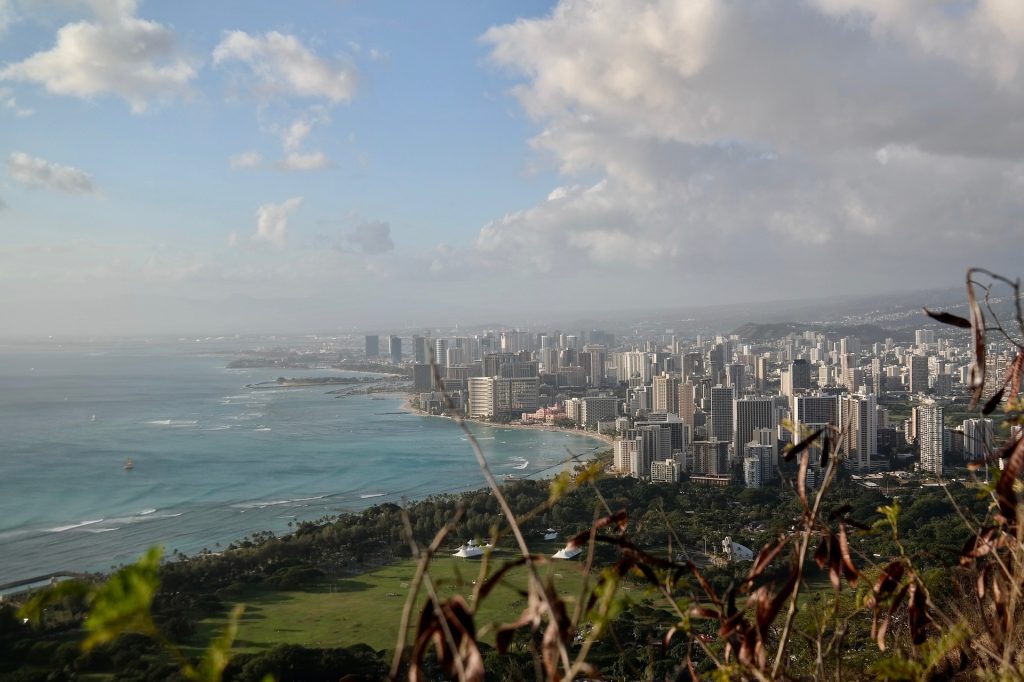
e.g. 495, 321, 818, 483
1, 0, 1022, 335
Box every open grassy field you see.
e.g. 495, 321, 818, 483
194, 550, 648, 653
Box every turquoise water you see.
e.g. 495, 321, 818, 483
0, 340, 603, 583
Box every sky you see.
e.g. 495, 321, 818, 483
0, 0, 1022, 336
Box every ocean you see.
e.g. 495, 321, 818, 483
0, 339, 604, 584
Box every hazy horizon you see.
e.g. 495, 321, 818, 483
1, 1, 1022, 335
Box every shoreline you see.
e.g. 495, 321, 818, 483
398, 396, 614, 446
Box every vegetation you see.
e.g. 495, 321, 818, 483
4, 268, 1024, 680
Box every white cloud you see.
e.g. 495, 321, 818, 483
476, 0, 1024, 292
0, 2, 195, 113
280, 152, 329, 171
212, 31, 357, 103
0, 87, 32, 116
229, 151, 262, 169
254, 197, 303, 247
346, 220, 394, 254
274, 112, 331, 170
8, 152, 96, 194
282, 119, 312, 152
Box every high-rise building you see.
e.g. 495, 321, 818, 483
789, 359, 811, 392
650, 459, 680, 484
909, 355, 930, 395
468, 377, 496, 418
733, 397, 777, 456
749, 427, 778, 482
870, 358, 885, 395
743, 455, 763, 488
692, 440, 729, 475
617, 350, 651, 384
915, 329, 936, 347
652, 373, 681, 414
433, 339, 449, 368
413, 363, 435, 392
678, 381, 695, 433
413, 335, 429, 364
365, 335, 379, 359
581, 396, 619, 428
388, 335, 402, 365
793, 394, 838, 430
614, 437, 639, 475
838, 393, 877, 471
726, 363, 746, 393
962, 418, 993, 462
755, 356, 769, 391
682, 352, 704, 379
709, 386, 734, 446
919, 402, 944, 476
582, 344, 607, 387
495, 377, 540, 415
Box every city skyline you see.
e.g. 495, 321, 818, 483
2, 1, 1023, 336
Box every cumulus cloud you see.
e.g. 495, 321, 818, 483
254, 197, 303, 247
212, 31, 357, 103
229, 151, 262, 169
8, 152, 96, 194
346, 220, 394, 254
0, 2, 195, 113
0, 87, 32, 116
280, 152, 329, 171
477, 0, 1024, 292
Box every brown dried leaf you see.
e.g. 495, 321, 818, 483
922, 308, 973, 328
995, 436, 1024, 529
837, 522, 860, 587
907, 580, 930, 646
742, 536, 789, 592
797, 449, 809, 509
873, 561, 904, 600
960, 526, 998, 567
783, 427, 824, 462
1010, 351, 1024, 399
966, 271, 987, 409
983, 388, 1006, 415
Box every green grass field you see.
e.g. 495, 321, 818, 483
194, 552, 635, 653
193, 551, 842, 655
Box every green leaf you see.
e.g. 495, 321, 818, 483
17, 580, 92, 623
191, 604, 245, 682
82, 546, 163, 650
548, 471, 572, 504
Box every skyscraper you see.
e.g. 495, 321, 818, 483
413, 335, 429, 364
919, 402, 944, 476
726, 363, 746, 394
962, 418, 993, 463
388, 335, 402, 365
838, 393, 877, 471
365, 335, 379, 359
652, 373, 681, 414
733, 397, 777, 456
909, 355, 929, 395
709, 386, 735, 448
433, 338, 449, 368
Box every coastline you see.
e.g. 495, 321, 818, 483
398, 395, 614, 446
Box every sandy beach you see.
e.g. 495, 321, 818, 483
399, 395, 614, 446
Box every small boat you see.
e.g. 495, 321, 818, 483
124, 458, 134, 470
90, 414, 96, 422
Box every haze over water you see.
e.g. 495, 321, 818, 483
0, 339, 603, 584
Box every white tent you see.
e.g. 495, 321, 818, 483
552, 544, 583, 560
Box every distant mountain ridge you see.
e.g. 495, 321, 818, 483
730, 321, 913, 343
